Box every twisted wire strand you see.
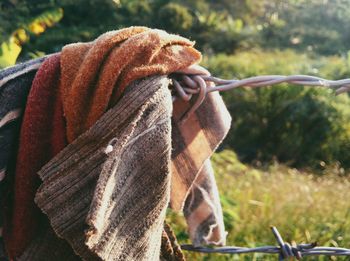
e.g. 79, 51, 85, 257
170, 74, 350, 122
202, 75, 350, 94
171, 74, 350, 259
181, 227, 350, 260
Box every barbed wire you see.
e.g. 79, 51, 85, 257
170, 74, 350, 122
181, 226, 350, 260
173, 73, 350, 260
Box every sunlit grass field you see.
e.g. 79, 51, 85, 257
166, 150, 350, 260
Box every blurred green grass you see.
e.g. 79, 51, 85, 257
166, 150, 350, 260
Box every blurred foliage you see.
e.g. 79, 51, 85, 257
2, 0, 350, 57
167, 150, 350, 260
0, 0, 120, 61
259, 0, 350, 55
2, 2, 350, 259
1, 0, 350, 171
203, 50, 350, 170
0, 7, 62, 67
158, 3, 193, 33
0, 37, 21, 68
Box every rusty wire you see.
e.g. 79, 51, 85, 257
170, 73, 350, 122
181, 227, 350, 260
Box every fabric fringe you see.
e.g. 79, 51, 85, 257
160, 223, 185, 261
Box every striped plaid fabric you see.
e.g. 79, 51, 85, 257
171, 91, 231, 246
0, 58, 45, 260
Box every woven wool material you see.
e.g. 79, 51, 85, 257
0, 57, 44, 260
0, 27, 231, 259
160, 223, 185, 261
170, 93, 231, 247
17, 223, 79, 261
57, 27, 231, 248
59, 27, 201, 142
0, 61, 230, 259
31, 77, 173, 260
4, 54, 67, 259
171, 92, 231, 211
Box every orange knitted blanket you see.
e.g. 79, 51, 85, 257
60, 27, 201, 142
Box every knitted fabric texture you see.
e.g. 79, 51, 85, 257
58, 28, 229, 248
160, 223, 185, 261
59, 27, 201, 142
0, 27, 231, 260
0, 58, 44, 260
0, 65, 229, 260
4, 54, 67, 258
29, 77, 173, 260
24, 76, 230, 260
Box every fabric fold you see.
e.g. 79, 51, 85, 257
33, 76, 173, 260
4, 54, 67, 259
59, 27, 201, 142
170, 91, 231, 248
0, 57, 45, 260
171, 91, 231, 211
183, 159, 227, 247
0, 27, 231, 260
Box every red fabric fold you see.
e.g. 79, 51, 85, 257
4, 54, 67, 259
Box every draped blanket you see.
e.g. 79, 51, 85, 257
59, 26, 201, 142
24, 76, 173, 260
0, 27, 231, 260
0, 58, 45, 260
5, 54, 66, 256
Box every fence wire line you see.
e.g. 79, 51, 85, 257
182, 227, 350, 260
171, 74, 350, 122
171, 74, 350, 259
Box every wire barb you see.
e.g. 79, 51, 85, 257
171, 71, 350, 258
181, 227, 350, 260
